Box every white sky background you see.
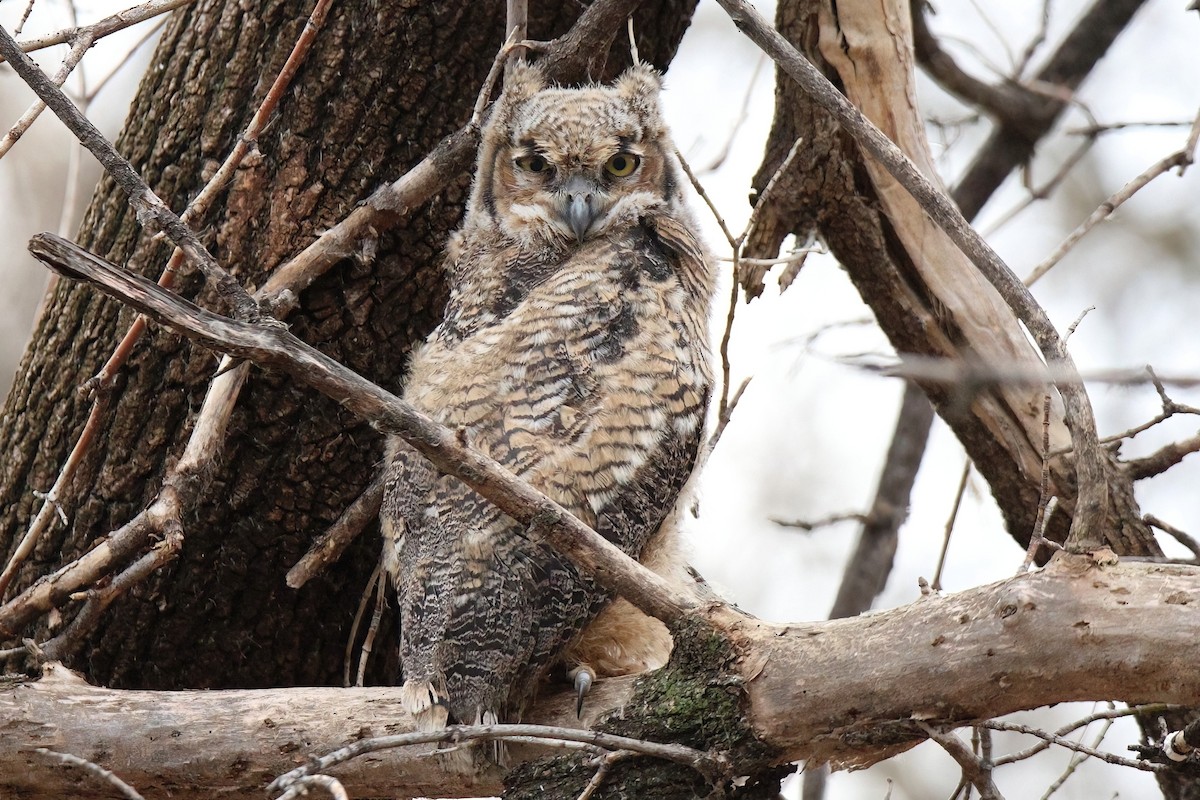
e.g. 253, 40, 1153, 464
2, 1, 1199, 798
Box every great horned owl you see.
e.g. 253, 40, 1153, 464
381, 62, 714, 732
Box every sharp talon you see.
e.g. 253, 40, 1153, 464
573, 667, 594, 718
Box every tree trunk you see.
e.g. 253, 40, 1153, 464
743, 0, 1157, 554
0, 0, 698, 689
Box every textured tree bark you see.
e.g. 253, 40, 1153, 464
3, 556, 1195, 798
0, 0, 697, 689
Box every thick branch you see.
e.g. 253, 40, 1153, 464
3, 557, 1195, 797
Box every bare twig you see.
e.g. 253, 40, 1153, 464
269, 723, 723, 794
860, 355, 1200, 391
1040, 704, 1117, 799
772, 512, 870, 532
0, 391, 111, 598
34, 749, 146, 800
577, 750, 634, 800
38, 519, 184, 662
0, 35, 91, 160
0, 21, 258, 320
916, 721, 1004, 800
1020, 393, 1055, 571
932, 462, 971, 592
713, 0, 1108, 548
994, 704, 1178, 767
186, 0, 334, 222
288, 474, 385, 589
695, 55, 765, 174
2, 0, 193, 60
952, 0, 1149, 219
985, 719, 1164, 772
1024, 108, 1200, 286
343, 563, 385, 688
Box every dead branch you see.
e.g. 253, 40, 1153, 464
3, 557, 1198, 798
947, 0, 1149, 221
0, 22, 258, 321
0, 0, 193, 61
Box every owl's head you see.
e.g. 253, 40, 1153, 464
468, 63, 681, 248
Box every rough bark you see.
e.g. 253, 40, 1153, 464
0, 0, 698, 689
3, 556, 1195, 798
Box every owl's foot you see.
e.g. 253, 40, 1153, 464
568, 664, 595, 718
400, 679, 449, 731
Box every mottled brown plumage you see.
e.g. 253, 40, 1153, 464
381, 62, 714, 732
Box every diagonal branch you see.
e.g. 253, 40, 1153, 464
0, 0, 194, 61
712, 0, 1107, 547
0, 21, 258, 321
25, 234, 701, 631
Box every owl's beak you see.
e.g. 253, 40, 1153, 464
560, 175, 601, 243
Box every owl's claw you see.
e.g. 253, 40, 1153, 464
571, 665, 595, 718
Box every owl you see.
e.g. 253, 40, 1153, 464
380, 61, 714, 735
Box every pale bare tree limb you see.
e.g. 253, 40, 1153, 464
3, 557, 1197, 798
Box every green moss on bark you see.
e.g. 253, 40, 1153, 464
504, 617, 786, 799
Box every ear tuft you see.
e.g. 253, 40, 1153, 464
615, 64, 665, 135
501, 61, 547, 106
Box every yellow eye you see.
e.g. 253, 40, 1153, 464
605, 152, 640, 177
515, 154, 549, 173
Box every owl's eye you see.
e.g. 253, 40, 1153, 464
604, 152, 641, 177
515, 154, 550, 173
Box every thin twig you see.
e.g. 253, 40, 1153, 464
695, 55, 765, 174
3, 0, 193, 59
38, 519, 184, 662
1040, 704, 1116, 800
268, 723, 723, 793
916, 721, 1004, 800
0, 34, 92, 160
772, 512, 869, 532
289, 474, 385, 589
1024, 107, 1200, 286
1020, 393, 1055, 572
34, 749, 146, 800
0, 21, 259, 320
577, 750, 634, 800
985, 719, 1164, 772
932, 462, 971, 591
